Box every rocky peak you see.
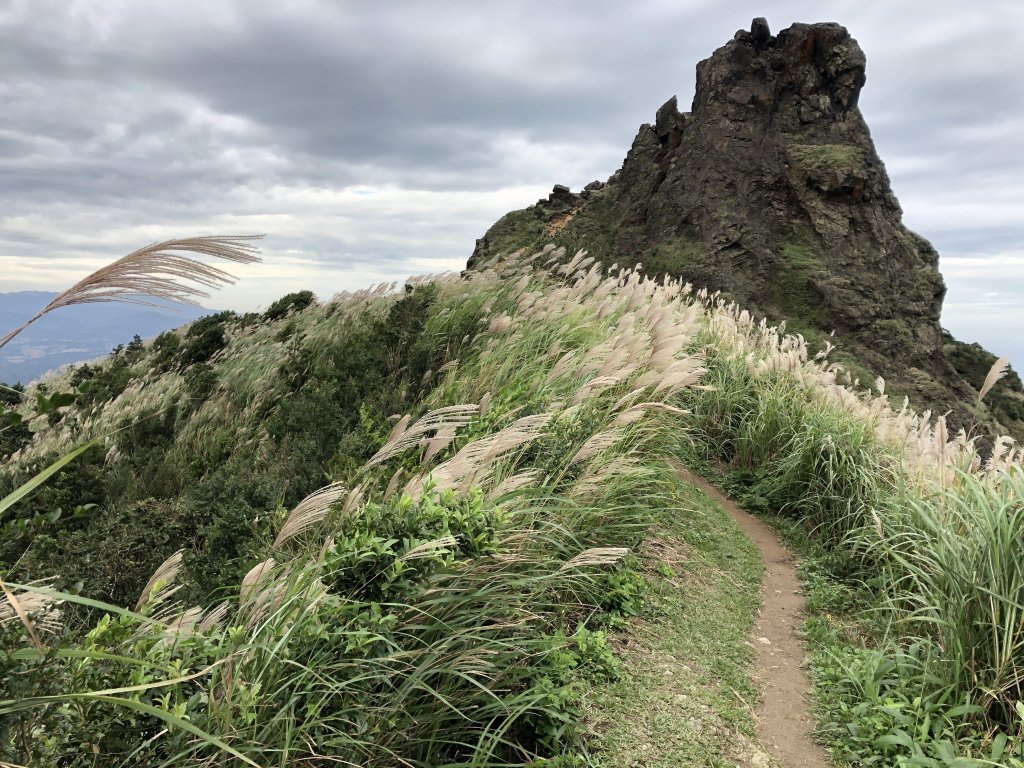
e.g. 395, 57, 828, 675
469, 19, 1023, 440
702, 18, 866, 120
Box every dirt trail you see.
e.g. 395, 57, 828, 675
682, 470, 832, 768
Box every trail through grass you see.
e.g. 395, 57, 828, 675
579, 476, 767, 766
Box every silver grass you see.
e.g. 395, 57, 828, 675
570, 375, 628, 406
399, 536, 457, 561
198, 601, 230, 632
979, 356, 1011, 402
364, 404, 479, 468
513, 273, 532, 295
0, 235, 262, 351
136, 550, 185, 611
612, 402, 690, 427
543, 245, 566, 265
488, 315, 513, 333
162, 606, 203, 639
422, 424, 459, 465
272, 481, 347, 549
343, 484, 365, 514
0, 581, 62, 639
240, 558, 276, 605
546, 351, 579, 384
384, 467, 405, 499
410, 413, 551, 497
612, 386, 651, 412
558, 547, 629, 571
570, 428, 625, 466
478, 392, 493, 416
517, 293, 538, 312
486, 470, 541, 500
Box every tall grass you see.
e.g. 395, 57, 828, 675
674, 289, 1024, 760
1, 250, 708, 764
858, 469, 1024, 723
4, 240, 1024, 764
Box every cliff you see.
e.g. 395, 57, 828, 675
470, 18, 1023, 439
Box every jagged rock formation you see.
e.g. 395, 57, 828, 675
470, 18, 1024, 440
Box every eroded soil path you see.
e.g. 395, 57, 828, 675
681, 470, 832, 768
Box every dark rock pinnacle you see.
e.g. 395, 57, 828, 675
469, 19, 1024, 440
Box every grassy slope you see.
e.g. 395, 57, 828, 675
4, 246, 1024, 766
2, 253, 744, 766
580, 479, 764, 767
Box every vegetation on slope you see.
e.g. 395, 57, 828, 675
673, 303, 1024, 765
1, 248, 714, 765
3, 243, 1024, 766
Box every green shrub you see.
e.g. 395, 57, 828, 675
263, 289, 315, 321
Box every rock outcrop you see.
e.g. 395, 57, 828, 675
470, 18, 1024, 440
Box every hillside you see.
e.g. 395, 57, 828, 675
470, 18, 1024, 443
3, 249, 1024, 765
3, 18, 1024, 768
0, 291, 208, 384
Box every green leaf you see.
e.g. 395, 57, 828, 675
945, 703, 983, 719
0, 438, 98, 515
48, 392, 77, 408
5, 693, 261, 767
875, 729, 914, 749
990, 733, 1008, 760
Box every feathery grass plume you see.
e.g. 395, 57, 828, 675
342, 484, 364, 514
486, 470, 541, 500
478, 392, 492, 416
512, 272, 533, 295
162, 606, 203, 639
363, 404, 479, 468
978, 355, 1011, 402
612, 402, 690, 427
0, 235, 262, 351
569, 374, 629, 406
398, 536, 458, 562
273, 481, 347, 549
135, 549, 185, 611
409, 413, 552, 498
570, 427, 626, 466
546, 350, 579, 385
0, 579, 62, 645
558, 547, 629, 571
198, 601, 230, 632
384, 467, 405, 499
543, 245, 566, 266
422, 424, 459, 465
240, 558, 276, 605
487, 314, 513, 333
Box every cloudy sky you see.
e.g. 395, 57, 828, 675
1, 0, 1022, 365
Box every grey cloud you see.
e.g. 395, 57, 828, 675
1, 0, 1023, 366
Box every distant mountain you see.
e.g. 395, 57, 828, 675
0, 291, 209, 384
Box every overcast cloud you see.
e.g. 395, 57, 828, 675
1, 0, 1022, 366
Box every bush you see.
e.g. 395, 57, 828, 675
263, 289, 315, 321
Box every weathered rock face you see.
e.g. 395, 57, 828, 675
470, 18, 1023, 440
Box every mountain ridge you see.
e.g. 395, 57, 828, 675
469, 18, 1024, 442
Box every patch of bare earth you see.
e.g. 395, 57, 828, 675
682, 470, 832, 768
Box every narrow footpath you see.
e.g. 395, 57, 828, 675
682, 471, 832, 768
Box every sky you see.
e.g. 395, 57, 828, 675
1, 0, 1022, 366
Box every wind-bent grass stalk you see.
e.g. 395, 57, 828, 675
0, 236, 262, 351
